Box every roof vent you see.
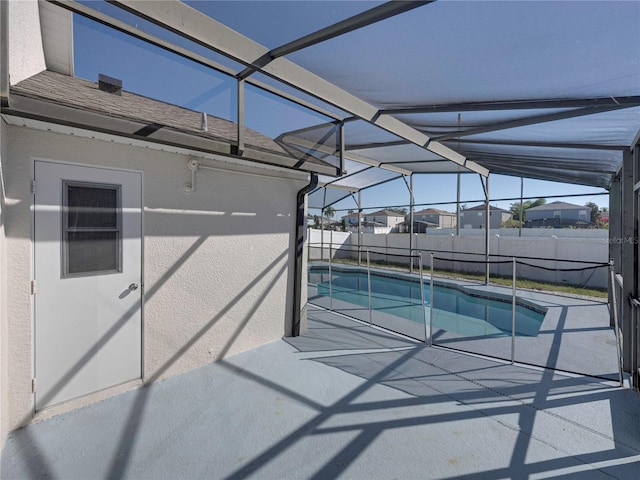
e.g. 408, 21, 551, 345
98, 73, 122, 95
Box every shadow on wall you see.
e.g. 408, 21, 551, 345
10, 230, 291, 478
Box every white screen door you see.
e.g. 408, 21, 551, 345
34, 160, 142, 410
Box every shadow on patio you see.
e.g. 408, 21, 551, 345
2, 306, 640, 479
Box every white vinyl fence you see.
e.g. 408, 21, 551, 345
308, 229, 610, 289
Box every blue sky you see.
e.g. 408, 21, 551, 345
322, 173, 608, 216
72, 3, 610, 215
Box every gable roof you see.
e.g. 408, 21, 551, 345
526, 201, 586, 211
366, 209, 406, 217
414, 208, 455, 216
6, 71, 338, 176
464, 204, 509, 213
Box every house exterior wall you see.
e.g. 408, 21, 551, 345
1, 125, 307, 434
363, 214, 404, 227
459, 210, 509, 229
416, 213, 457, 229
526, 208, 588, 222
8, 0, 47, 85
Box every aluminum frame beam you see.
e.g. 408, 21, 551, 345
321, 165, 405, 192
238, 1, 433, 79
47, 0, 344, 122
5, 93, 338, 176
280, 135, 413, 175
347, 138, 628, 152
108, 0, 489, 177
621, 149, 635, 371
632, 128, 640, 152
379, 95, 640, 114
446, 138, 629, 151
433, 104, 635, 142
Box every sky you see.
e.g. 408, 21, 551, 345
320, 172, 608, 216
72, 2, 612, 216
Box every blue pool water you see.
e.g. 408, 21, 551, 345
308, 266, 546, 338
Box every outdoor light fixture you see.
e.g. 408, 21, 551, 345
184, 158, 200, 192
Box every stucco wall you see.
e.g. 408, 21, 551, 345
8, 0, 46, 85
1, 125, 307, 432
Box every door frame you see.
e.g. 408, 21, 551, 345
31, 157, 145, 412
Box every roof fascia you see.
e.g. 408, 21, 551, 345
433, 104, 636, 142
238, 1, 432, 79
107, 0, 489, 177
5, 94, 338, 175
3, 114, 312, 181
379, 96, 640, 114
47, 0, 343, 122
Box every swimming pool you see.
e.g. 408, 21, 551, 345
308, 265, 546, 338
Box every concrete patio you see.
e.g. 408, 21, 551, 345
2, 306, 640, 479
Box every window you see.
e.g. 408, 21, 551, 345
477, 212, 482, 217
554, 211, 561, 218
62, 182, 122, 277
579, 210, 588, 219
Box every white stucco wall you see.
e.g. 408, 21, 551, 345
8, 0, 47, 85
1, 125, 308, 433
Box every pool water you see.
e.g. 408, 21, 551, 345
308, 267, 545, 338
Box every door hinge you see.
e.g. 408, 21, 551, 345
31, 280, 36, 295
30, 180, 36, 195
32, 378, 37, 393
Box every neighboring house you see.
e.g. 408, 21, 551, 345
341, 212, 397, 234
525, 201, 592, 228
413, 208, 457, 229
361, 209, 406, 228
0, 1, 333, 445
345, 220, 392, 234
459, 204, 512, 229
342, 212, 363, 226
397, 220, 439, 234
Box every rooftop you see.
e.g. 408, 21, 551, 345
414, 208, 455, 216
366, 209, 406, 217
527, 201, 587, 211
8, 70, 336, 175
464, 204, 510, 212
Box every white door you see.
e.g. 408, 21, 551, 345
34, 160, 142, 410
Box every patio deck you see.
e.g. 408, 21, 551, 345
2, 306, 640, 479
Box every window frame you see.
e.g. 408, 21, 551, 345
61, 180, 123, 278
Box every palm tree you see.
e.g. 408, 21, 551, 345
324, 206, 335, 220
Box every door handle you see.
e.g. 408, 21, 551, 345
129, 283, 139, 291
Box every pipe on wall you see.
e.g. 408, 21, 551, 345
292, 173, 318, 336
